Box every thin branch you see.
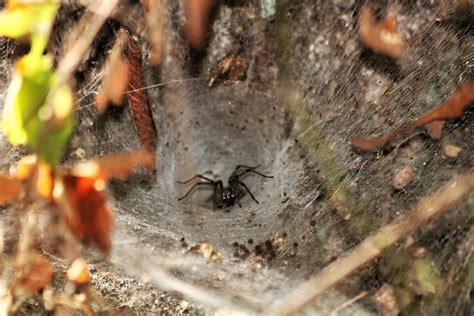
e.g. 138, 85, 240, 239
56, 0, 119, 84
329, 291, 368, 316
263, 171, 474, 315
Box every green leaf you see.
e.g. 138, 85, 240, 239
2, 55, 54, 145
0, 1, 59, 55
36, 111, 74, 166
35, 84, 75, 165
2, 55, 75, 165
0, 9, 32, 38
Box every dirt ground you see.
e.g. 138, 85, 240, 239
0, 0, 473, 314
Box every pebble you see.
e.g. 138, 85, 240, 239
393, 166, 414, 190
74, 147, 86, 159
443, 144, 461, 158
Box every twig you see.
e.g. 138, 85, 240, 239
263, 171, 474, 315
56, 0, 119, 84
329, 291, 368, 316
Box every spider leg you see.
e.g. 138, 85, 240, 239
177, 174, 215, 184
235, 164, 261, 170
177, 182, 214, 201
213, 183, 217, 211
237, 181, 260, 204
231, 168, 274, 180
213, 181, 224, 211
231, 164, 260, 177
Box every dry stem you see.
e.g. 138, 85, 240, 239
264, 171, 474, 315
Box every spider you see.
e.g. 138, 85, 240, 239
177, 165, 274, 211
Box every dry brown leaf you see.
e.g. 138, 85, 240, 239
95, 30, 129, 113
424, 120, 445, 139
126, 36, 158, 176
144, 0, 167, 65
208, 55, 248, 87
17, 253, 54, 294
140, 0, 150, 10
358, 6, 404, 59
65, 151, 155, 180
15, 155, 38, 180
351, 134, 393, 152
0, 176, 22, 205
93, 150, 155, 180
351, 81, 474, 151
413, 82, 474, 126
54, 151, 155, 253
54, 171, 112, 254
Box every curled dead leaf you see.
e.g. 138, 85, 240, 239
53, 171, 112, 254
54, 151, 154, 253
69, 150, 155, 180
351, 81, 474, 152
144, 0, 167, 65
424, 120, 445, 140
140, 0, 150, 10
95, 30, 129, 113
208, 55, 248, 87
15, 155, 38, 180
182, 0, 216, 48
0, 176, 22, 205
16, 253, 54, 294
95, 150, 155, 179
358, 6, 404, 59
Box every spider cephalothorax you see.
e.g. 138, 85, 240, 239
177, 165, 273, 211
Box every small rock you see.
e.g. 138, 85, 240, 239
373, 283, 399, 316
74, 148, 86, 160
443, 144, 461, 158
393, 166, 414, 190
180, 301, 189, 310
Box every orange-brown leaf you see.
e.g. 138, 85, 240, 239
414, 82, 474, 127
17, 253, 54, 294
182, 0, 216, 49
140, 0, 150, 10
358, 6, 404, 59
424, 120, 445, 139
382, 15, 397, 33
351, 82, 474, 151
350, 135, 391, 152
54, 173, 112, 254
16, 155, 38, 180
0, 176, 22, 205
95, 150, 155, 180
95, 31, 129, 113
144, 0, 166, 65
